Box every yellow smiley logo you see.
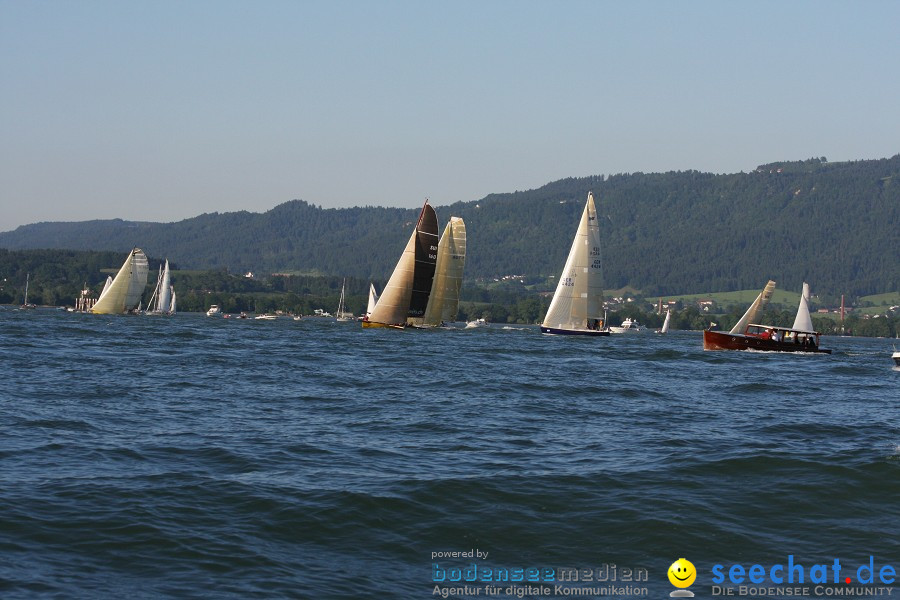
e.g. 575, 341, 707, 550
668, 558, 696, 588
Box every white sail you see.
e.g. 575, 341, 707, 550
366, 284, 379, 318
541, 192, 604, 332
660, 310, 671, 334
147, 265, 162, 311
729, 280, 776, 334
791, 282, 815, 333
101, 275, 113, 297
90, 248, 150, 314
423, 217, 467, 326
169, 288, 176, 314
147, 260, 173, 314
157, 260, 172, 314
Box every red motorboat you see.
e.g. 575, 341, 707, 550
703, 280, 831, 354
704, 325, 830, 354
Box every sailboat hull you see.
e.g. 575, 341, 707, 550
361, 320, 405, 330
703, 330, 831, 353
540, 326, 610, 337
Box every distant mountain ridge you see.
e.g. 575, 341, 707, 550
2, 155, 898, 296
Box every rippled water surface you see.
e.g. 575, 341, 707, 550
1, 309, 898, 598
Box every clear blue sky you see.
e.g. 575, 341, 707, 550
2, 0, 898, 232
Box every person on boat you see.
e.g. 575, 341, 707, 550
760, 328, 771, 340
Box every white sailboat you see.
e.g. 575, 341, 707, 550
791, 282, 814, 334
540, 192, 609, 336
336, 279, 354, 321
421, 216, 467, 327
363, 201, 439, 329
100, 275, 113, 298
656, 310, 671, 334
21, 273, 36, 309
90, 248, 150, 315
147, 259, 176, 315
365, 284, 380, 319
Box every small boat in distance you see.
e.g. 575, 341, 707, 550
892, 346, 900, 366
465, 318, 488, 328
20, 273, 36, 309
73, 284, 98, 312
147, 259, 176, 315
206, 305, 221, 316
336, 279, 354, 321
656, 310, 671, 334
703, 281, 831, 354
540, 192, 609, 336
609, 317, 646, 334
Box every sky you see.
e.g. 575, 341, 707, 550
2, 1, 899, 232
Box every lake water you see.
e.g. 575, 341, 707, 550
1, 309, 898, 599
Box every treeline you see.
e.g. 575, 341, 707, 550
1, 156, 898, 298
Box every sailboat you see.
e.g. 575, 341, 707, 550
363, 201, 439, 329
703, 281, 831, 353
21, 273, 36, 309
335, 279, 354, 321
89, 248, 150, 315
146, 259, 176, 315
363, 283, 380, 320
656, 310, 671, 334
540, 192, 609, 336
420, 216, 467, 327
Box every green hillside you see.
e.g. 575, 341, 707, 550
1, 155, 898, 297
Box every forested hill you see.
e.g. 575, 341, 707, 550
1, 155, 898, 296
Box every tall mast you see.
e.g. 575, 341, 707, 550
840, 295, 845, 334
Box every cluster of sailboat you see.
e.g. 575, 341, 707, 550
534, 191, 830, 353
57, 189, 832, 353
362, 202, 467, 329
78, 248, 175, 316
88, 248, 151, 315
